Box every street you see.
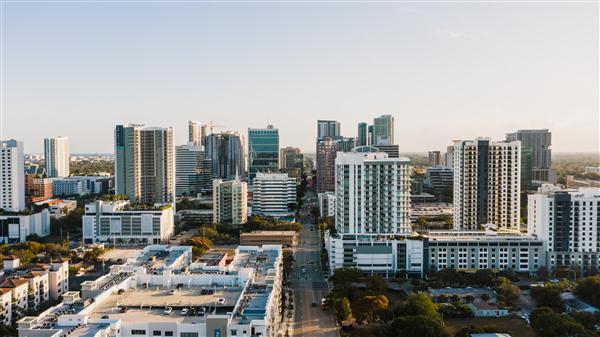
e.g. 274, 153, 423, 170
291, 190, 340, 337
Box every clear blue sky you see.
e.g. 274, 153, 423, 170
1, 2, 598, 153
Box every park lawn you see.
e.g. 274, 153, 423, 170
444, 316, 535, 337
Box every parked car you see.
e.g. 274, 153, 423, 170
169, 289, 178, 295
181, 308, 189, 316
163, 307, 173, 315
217, 298, 226, 305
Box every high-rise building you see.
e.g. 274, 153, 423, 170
114, 124, 175, 204
357, 122, 368, 146
252, 172, 296, 218
506, 129, 554, 189
213, 179, 248, 224
335, 150, 412, 235
279, 147, 301, 170
280, 147, 303, 179
368, 125, 374, 145
44, 136, 70, 178
373, 114, 394, 145
175, 143, 212, 196
248, 125, 279, 183
453, 138, 521, 231
206, 132, 245, 180
428, 151, 441, 167
528, 184, 600, 273
316, 138, 339, 193
317, 120, 340, 140
443, 145, 455, 169
188, 121, 201, 145
1, 140, 25, 212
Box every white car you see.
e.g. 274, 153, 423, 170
217, 298, 226, 305
163, 307, 173, 315
180, 308, 189, 316
169, 289, 178, 295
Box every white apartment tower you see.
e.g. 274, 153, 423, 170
453, 138, 521, 231
1, 140, 25, 212
44, 136, 70, 178
114, 124, 175, 204
335, 149, 411, 235
213, 179, 248, 224
252, 172, 296, 218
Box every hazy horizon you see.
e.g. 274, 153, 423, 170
1, 2, 598, 154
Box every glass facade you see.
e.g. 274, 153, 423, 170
248, 126, 279, 183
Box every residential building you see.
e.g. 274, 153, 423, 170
0, 287, 11, 325
213, 179, 248, 225
316, 137, 339, 193
82, 200, 174, 244
251, 172, 296, 218
175, 143, 212, 196
52, 178, 83, 196
453, 138, 521, 231
318, 191, 336, 218
565, 175, 600, 189
1, 140, 25, 212
206, 132, 245, 180
52, 176, 112, 196
0, 278, 29, 323
368, 125, 374, 145
188, 120, 207, 146
248, 125, 279, 183
334, 150, 412, 235
317, 120, 341, 140
443, 144, 455, 169
506, 129, 555, 189
428, 151, 441, 167
43, 136, 70, 178
371, 144, 399, 158
467, 302, 509, 317
24, 174, 53, 205
241, 231, 298, 247
17, 245, 284, 337
115, 124, 175, 204
357, 122, 368, 146
372, 114, 394, 145
528, 185, 600, 274
0, 209, 51, 243
585, 167, 600, 174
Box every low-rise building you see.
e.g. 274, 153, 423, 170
82, 200, 174, 245
0, 209, 51, 243
17, 244, 283, 337
467, 302, 509, 317
34, 199, 77, 219
241, 230, 298, 247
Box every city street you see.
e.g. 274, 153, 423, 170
291, 191, 340, 337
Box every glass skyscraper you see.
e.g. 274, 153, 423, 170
248, 125, 279, 183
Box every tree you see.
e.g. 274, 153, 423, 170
364, 275, 387, 295
480, 293, 490, 303
416, 217, 428, 230
472, 269, 496, 287
454, 325, 502, 337
531, 285, 563, 311
353, 295, 389, 323
575, 275, 600, 308
335, 297, 353, 322
464, 295, 475, 303
495, 277, 520, 305
329, 267, 362, 289
381, 316, 450, 337
530, 307, 592, 337
395, 292, 440, 321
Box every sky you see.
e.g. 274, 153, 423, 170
1, 1, 598, 154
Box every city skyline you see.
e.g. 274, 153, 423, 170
1, 3, 598, 154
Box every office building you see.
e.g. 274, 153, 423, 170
428, 151, 441, 167
0, 209, 51, 243
69, 176, 113, 195
528, 184, 600, 274
506, 129, 554, 189
175, 143, 212, 196
426, 166, 454, 191
372, 114, 394, 145
368, 125, 374, 145
318, 191, 336, 218
371, 144, 399, 158
453, 138, 521, 231
115, 124, 175, 204
251, 172, 296, 218
280, 147, 303, 179
17, 245, 283, 337
357, 122, 368, 146
206, 132, 245, 180
213, 179, 248, 225
248, 125, 279, 183
1, 140, 25, 212
317, 120, 340, 140
188, 120, 208, 146
44, 136, 70, 178
334, 150, 412, 235
82, 200, 174, 244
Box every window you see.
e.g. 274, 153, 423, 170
164, 332, 173, 337
230, 330, 237, 336
153, 331, 161, 336
131, 330, 146, 335
181, 333, 198, 337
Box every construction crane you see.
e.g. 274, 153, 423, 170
204, 121, 225, 134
